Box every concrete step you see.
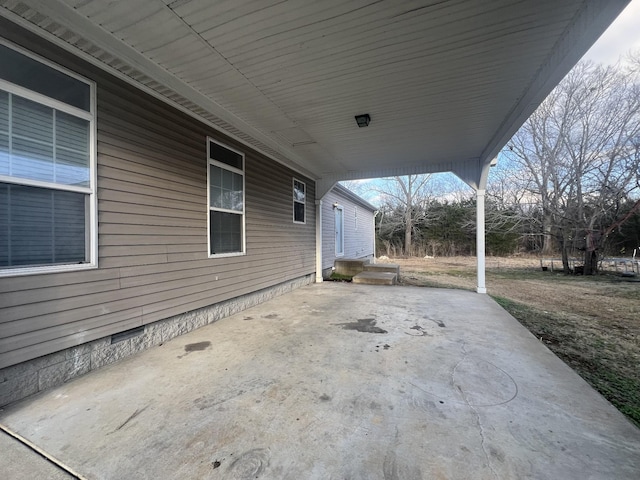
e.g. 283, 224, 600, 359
364, 263, 400, 278
352, 271, 397, 285
334, 258, 370, 276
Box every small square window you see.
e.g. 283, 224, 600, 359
293, 179, 305, 223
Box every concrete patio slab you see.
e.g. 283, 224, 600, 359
1, 283, 639, 480
0, 429, 74, 480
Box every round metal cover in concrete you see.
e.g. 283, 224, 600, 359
1, 283, 639, 479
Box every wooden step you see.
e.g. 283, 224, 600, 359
352, 271, 397, 285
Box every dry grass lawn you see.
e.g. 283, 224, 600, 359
393, 256, 640, 428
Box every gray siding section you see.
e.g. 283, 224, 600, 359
322, 188, 375, 271
0, 22, 315, 370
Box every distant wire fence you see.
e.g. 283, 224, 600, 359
599, 258, 640, 275
540, 257, 640, 274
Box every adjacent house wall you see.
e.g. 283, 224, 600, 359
0, 21, 316, 379
321, 185, 376, 278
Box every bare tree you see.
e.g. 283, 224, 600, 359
504, 60, 640, 273
374, 174, 433, 255
338, 180, 372, 199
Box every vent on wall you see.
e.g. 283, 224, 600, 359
111, 326, 145, 344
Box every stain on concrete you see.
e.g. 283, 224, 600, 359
407, 397, 447, 419
451, 357, 518, 407
426, 317, 446, 328
194, 390, 245, 410
319, 394, 331, 401
383, 451, 424, 480
337, 318, 387, 334
407, 325, 429, 337
109, 405, 148, 434
184, 341, 211, 353
227, 448, 269, 479
243, 316, 253, 321
489, 446, 506, 463
263, 314, 279, 319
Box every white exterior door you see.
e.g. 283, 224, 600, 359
335, 206, 344, 256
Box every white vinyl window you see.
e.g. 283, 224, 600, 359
335, 205, 344, 257
293, 178, 305, 224
0, 41, 96, 276
207, 138, 245, 256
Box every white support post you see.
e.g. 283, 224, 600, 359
453, 158, 491, 294
315, 199, 323, 283
476, 189, 487, 294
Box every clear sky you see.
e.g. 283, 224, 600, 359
582, 0, 640, 65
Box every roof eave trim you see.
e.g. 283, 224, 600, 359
0, 1, 319, 180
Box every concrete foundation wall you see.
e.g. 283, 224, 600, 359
0, 275, 312, 408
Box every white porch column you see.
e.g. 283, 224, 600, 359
476, 189, 487, 294
452, 158, 493, 294
315, 199, 323, 283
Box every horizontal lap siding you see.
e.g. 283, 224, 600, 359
346, 202, 375, 261
0, 24, 315, 369
322, 189, 375, 269
322, 189, 340, 268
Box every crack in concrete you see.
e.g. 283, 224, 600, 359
452, 342, 499, 480
471, 402, 499, 480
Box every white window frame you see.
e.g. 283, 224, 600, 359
335, 205, 344, 257
207, 137, 246, 258
293, 178, 306, 224
0, 40, 97, 277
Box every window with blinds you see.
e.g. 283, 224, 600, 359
0, 42, 95, 275
207, 139, 245, 256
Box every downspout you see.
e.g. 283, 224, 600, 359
315, 199, 323, 282
373, 210, 379, 263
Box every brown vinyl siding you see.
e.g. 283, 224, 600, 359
322, 187, 375, 270
0, 22, 315, 369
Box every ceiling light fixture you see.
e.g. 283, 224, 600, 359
355, 114, 371, 127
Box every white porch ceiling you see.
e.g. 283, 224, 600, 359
0, 0, 629, 188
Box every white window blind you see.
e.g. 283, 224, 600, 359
207, 139, 245, 256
